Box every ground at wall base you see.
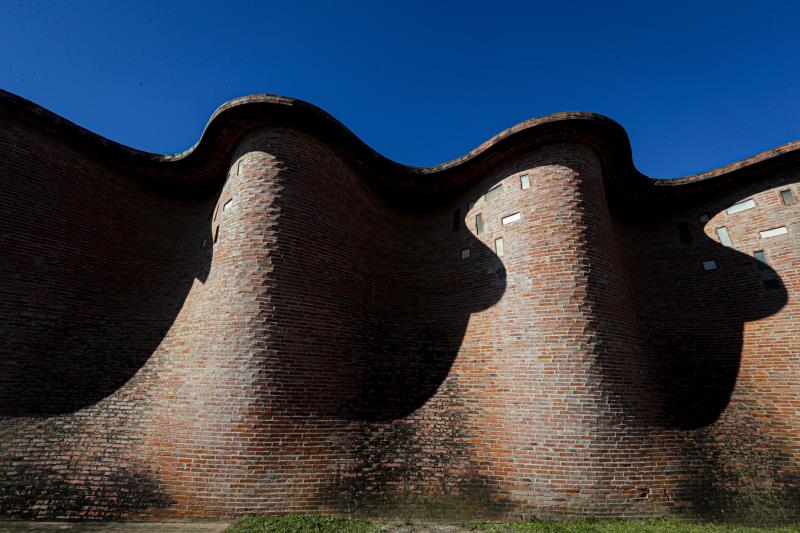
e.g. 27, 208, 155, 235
2, 516, 799, 532
226, 515, 800, 532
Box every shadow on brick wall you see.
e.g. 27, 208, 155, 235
248, 134, 507, 423
601, 177, 791, 431
0, 460, 172, 520
0, 182, 215, 416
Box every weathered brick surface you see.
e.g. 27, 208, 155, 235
0, 90, 799, 521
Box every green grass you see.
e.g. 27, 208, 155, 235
474, 518, 800, 532
226, 515, 384, 533
226, 516, 800, 533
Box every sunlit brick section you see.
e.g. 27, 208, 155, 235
1, 90, 799, 524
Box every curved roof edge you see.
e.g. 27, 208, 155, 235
2, 89, 799, 202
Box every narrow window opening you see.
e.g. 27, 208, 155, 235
213, 226, 220, 244
676, 221, 692, 243
520, 174, 530, 190
495, 237, 505, 257
461, 248, 471, 259
754, 250, 769, 270
760, 226, 788, 239
452, 208, 461, 232
475, 213, 484, 235
726, 199, 756, 214
716, 226, 732, 247
237, 160, 243, 175
702, 259, 718, 271
223, 199, 233, 212
780, 189, 797, 205
502, 212, 521, 225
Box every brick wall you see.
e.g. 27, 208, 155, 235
1, 91, 799, 522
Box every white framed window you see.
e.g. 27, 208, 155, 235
760, 227, 788, 239
716, 227, 732, 247
726, 199, 756, 214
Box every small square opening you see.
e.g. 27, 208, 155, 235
780, 189, 797, 205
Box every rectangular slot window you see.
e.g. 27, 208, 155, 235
760, 226, 788, 239
716, 226, 732, 247
475, 213, 484, 235
698, 213, 710, 224
223, 199, 233, 212
780, 189, 797, 205
213, 226, 220, 244
726, 199, 756, 214
236, 160, 243, 175
702, 259, 718, 271
520, 174, 530, 190
461, 248, 471, 259
676, 221, 692, 243
754, 250, 769, 270
486, 184, 503, 202
502, 212, 521, 225
452, 208, 461, 232
495, 237, 504, 257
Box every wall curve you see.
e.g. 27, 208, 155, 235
1, 89, 799, 522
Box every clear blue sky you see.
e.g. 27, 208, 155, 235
2, 1, 798, 178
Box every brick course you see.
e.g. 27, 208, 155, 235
1, 90, 799, 521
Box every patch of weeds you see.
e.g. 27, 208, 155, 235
473, 518, 800, 533
226, 514, 385, 533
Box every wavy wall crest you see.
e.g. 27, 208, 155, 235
1, 89, 799, 521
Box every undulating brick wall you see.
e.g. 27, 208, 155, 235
1, 89, 799, 522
